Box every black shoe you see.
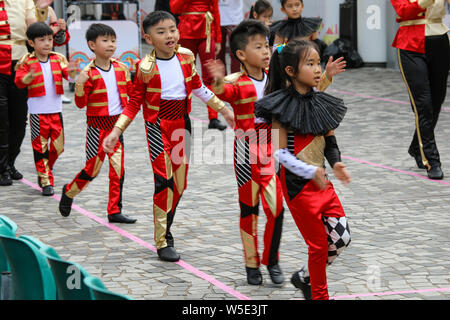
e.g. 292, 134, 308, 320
412, 154, 426, 169
8, 165, 23, 180
107, 213, 137, 224
0, 171, 12, 186
157, 246, 180, 262
245, 267, 263, 285
291, 270, 312, 300
59, 184, 73, 217
427, 166, 444, 180
42, 185, 54, 196
208, 118, 227, 131
267, 264, 285, 284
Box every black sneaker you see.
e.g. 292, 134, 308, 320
157, 246, 180, 262
8, 165, 23, 180
59, 184, 73, 217
208, 118, 227, 131
42, 185, 54, 196
427, 165, 444, 180
267, 264, 285, 284
291, 270, 312, 300
0, 171, 12, 186
107, 213, 137, 224
245, 267, 263, 285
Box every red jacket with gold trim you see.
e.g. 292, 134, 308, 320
14, 52, 69, 97
121, 46, 203, 124
170, 0, 222, 43
214, 71, 261, 133
74, 59, 133, 116
391, 0, 434, 53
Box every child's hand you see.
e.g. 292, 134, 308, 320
325, 56, 346, 80
76, 68, 90, 85
57, 19, 66, 31
205, 59, 226, 82
313, 167, 328, 190
25, 64, 38, 82
102, 129, 120, 154
68, 60, 77, 78
333, 162, 351, 185
219, 107, 235, 129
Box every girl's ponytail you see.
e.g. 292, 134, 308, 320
265, 48, 288, 95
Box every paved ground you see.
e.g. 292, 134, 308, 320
1, 63, 449, 301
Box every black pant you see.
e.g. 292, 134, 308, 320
398, 34, 449, 167
0, 60, 28, 173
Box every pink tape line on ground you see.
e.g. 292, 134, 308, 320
329, 89, 450, 112
20, 178, 251, 301
342, 155, 450, 186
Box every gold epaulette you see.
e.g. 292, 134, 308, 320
224, 72, 244, 84
176, 45, 195, 64
136, 51, 156, 83
50, 51, 69, 69
14, 53, 32, 71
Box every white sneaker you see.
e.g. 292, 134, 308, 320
62, 95, 72, 104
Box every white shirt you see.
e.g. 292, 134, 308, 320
249, 73, 267, 123
219, 0, 244, 26
27, 60, 62, 114
157, 54, 187, 100
157, 54, 215, 104
96, 64, 123, 116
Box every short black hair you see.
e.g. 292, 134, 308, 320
142, 10, 177, 34
230, 19, 269, 61
85, 23, 116, 43
281, 0, 303, 7
26, 22, 53, 41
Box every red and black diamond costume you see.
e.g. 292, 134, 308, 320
213, 70, 285, 272
14, 51, 72, 188
114, 45, 225, 254
63, 58, 133, 216
255, 87, 351, 300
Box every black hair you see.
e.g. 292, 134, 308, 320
280, 0, 303, 8
85, 23, 116, 43
265, 39, 318, 95
26, 22, 53, 41
142, 10, 177, 34
249, 0, 273, 19
229, 19, 269, 62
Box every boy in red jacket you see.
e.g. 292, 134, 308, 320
15, 22, 76, 196
103, 11, 234, 262
58, 23, 137, 224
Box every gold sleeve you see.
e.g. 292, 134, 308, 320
114, 114, 133, 132
317, 72, 333, 92
206, 95, 225, 112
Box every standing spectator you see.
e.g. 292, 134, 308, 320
170, 0, 228, 130
0, 0, 53, 186
217, 0, 243, 75
391, 0, 449, 179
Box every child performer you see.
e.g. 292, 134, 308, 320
14, 22, 76, 196
206, 20, 285, 286
255, 39, 352, 300
58, 23, 137, 224
249, 0, 273, 28
170, 0, 228, 131
102, 11, 235, 262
